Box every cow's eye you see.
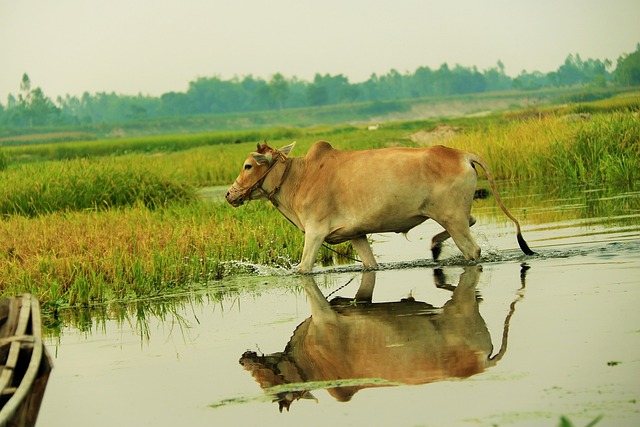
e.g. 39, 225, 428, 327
244, 164, 252, 170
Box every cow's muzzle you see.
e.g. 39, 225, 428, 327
226, 186, 247, 207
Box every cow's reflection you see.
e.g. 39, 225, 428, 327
240, 265, 524, 411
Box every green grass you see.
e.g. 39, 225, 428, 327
446, 111, 640, 184
2, 127, 303, 163
0, 156, 195, 216
1, 202, 301, 306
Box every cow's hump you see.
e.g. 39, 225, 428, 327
305, 141, 335, 160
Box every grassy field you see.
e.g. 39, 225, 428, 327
0, 93, 638, 308
1, 85, 633, 144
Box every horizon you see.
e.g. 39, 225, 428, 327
2, 0, 639, 101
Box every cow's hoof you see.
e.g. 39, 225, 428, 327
431, 243, 442, 261
296, 266, 312, 275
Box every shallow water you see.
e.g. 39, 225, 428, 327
38, 182, 640, 426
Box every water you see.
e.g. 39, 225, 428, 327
38, 182, 640, 426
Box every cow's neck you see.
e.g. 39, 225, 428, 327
261, 158, 304, 230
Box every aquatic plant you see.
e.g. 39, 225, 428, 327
558, 414, 603, 427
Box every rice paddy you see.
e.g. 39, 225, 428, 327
0, 95, 638, 307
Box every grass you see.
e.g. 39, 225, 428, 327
0, 201, 315, 307
0, 95, 638, 307
446, 111, 640, 184
558, 415, 603, 427
0, 131, 98, 146
2, 127, 303, 163
0, 156, 195, 217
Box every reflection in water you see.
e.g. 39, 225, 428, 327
474, 180, 640, 223
43, 290, 224, 341
240, 265, 528, 411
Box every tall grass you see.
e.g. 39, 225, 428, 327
0, 201, 323, 306
0, 156, 195, 217
0, 148, 6, 171
447, 111, 640, 184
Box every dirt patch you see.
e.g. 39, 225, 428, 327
409, 124, 460, 146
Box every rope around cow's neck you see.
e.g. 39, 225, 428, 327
239, 149, 363, 266
325, 275, 357, 299
321, 243, 362, 264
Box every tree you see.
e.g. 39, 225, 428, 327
513, 70, 547, 91
268, 73, 289, 109
483, 61, 512, 91
306, 73, 354, 106
20, 73, 31, 93
411, 66, 434, 97
27, 87, 60, 126
554, 54, 584, 86
306, 77, 329, 106
451, 65, 486, 94
10, 73, 60, 126
614, 43, 640, 86
433, 63, 454, 95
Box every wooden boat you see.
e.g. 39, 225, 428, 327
0, 294, 53, 427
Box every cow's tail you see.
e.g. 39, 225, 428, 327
468, 154, 535, 256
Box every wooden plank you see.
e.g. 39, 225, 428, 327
0, 295, 53, 427
3, 296, 30, 372
0, 298, 19, 343
0, 299, 9, 327
0, 297, 23, 401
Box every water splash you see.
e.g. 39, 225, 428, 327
221, 260, 294, 276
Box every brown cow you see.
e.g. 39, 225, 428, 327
240, 266, 521, 411
226, 141, 534, 273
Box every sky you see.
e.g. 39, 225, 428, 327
1, 0, 639, 102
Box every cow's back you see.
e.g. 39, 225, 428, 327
293, 142, 478, 241
285, 301, 492, 396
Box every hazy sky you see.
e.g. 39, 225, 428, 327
1, 0, 639, 102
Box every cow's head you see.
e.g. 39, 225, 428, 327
226, 142, 296, 207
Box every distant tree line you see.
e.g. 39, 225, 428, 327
2, 45, 640, 129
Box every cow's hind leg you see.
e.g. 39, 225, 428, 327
447, 218, 481, 261
350, 236, 378, 270
432, 216, 477, 260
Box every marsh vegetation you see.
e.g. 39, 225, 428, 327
0, 93, 638, 308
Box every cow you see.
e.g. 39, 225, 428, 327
226, 141, 534, 273
240, 266, 521, 411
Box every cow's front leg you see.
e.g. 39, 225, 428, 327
354, 270, 376, 302
350, 236, 378, 270
297, 230, 326, 273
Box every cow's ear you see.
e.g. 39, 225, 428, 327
251, 152, 273, 166
279, 142, 296, 157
